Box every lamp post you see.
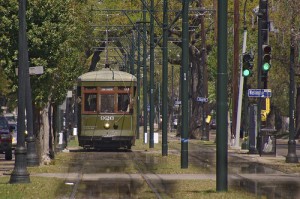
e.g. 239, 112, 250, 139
25, 72, 39, 166
286, 29, 298, 163
10, 0, 30, 183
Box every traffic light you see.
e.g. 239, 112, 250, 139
262, 44, 271, 77
242, 53, 254, 77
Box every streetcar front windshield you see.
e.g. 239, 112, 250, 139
100, 94, 114, 113
82, 86, 133, 114
84, 93, 97, 112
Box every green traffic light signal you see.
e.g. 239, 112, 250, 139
242, 52, 254, 77
262, 45, 271, 72
262, 62, 270, 71
243, 69, 252, 77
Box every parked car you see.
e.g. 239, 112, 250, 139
8, 123, 17, 148
0, 116, 13, 160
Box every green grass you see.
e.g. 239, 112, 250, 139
0, 176, 72, 199
162, 180, 257, 199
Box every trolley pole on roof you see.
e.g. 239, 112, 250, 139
162, 0, 168, 156
149, 0, 155, 148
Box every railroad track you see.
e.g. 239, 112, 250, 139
66, 149, 165, 199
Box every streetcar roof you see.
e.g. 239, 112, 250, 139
78, 69, 137, 82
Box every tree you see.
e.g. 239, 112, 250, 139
0, 0, 93, 163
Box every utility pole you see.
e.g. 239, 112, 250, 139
181, 0, 189, 169
256, 0, 263, 152
162, 0, 168, 156
234, 0, 250, 149
286, 27, 298, 163
149, 0, 155, 148
136, 23, 141, 140
232, 0, 240, 143
142, 2, 148, 144
216, 0, 228, 192
200, 0, 209, 141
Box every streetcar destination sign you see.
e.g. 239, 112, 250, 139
248, 89, 272, 98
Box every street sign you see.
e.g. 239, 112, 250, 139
29, 66, 44, 75
15, 66, 44, 75
196, 97, 208, 103
248, 89, 272, 98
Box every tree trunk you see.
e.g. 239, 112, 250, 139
35, 103, 52, 165
189, 55, 202, 139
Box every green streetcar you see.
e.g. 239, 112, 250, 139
77, 68, 137, 150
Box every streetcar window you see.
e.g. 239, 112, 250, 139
100, 94, 114, 113
84, 93, 97, 112
118, 94, 130, 112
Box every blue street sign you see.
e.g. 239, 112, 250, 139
196, 97, 208, 102
248, 89, 272, 98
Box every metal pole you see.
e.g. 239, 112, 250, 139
136, 23, 141, 140
10, 0, 30, 184
216, 0, 228, 192
232, 0, 240, 143
142, 2, 148, 144
143, 4, 148, 143
130, 30, 135, 75
181, 0, 189, 169
286, 29, 298, 163
162, 0, 168, 156
149, 0, 155, 148
234, 0, 248, 149
25, 74, 39, 166
171, 65, 174, 133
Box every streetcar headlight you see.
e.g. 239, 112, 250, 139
104, 122, 110, 129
